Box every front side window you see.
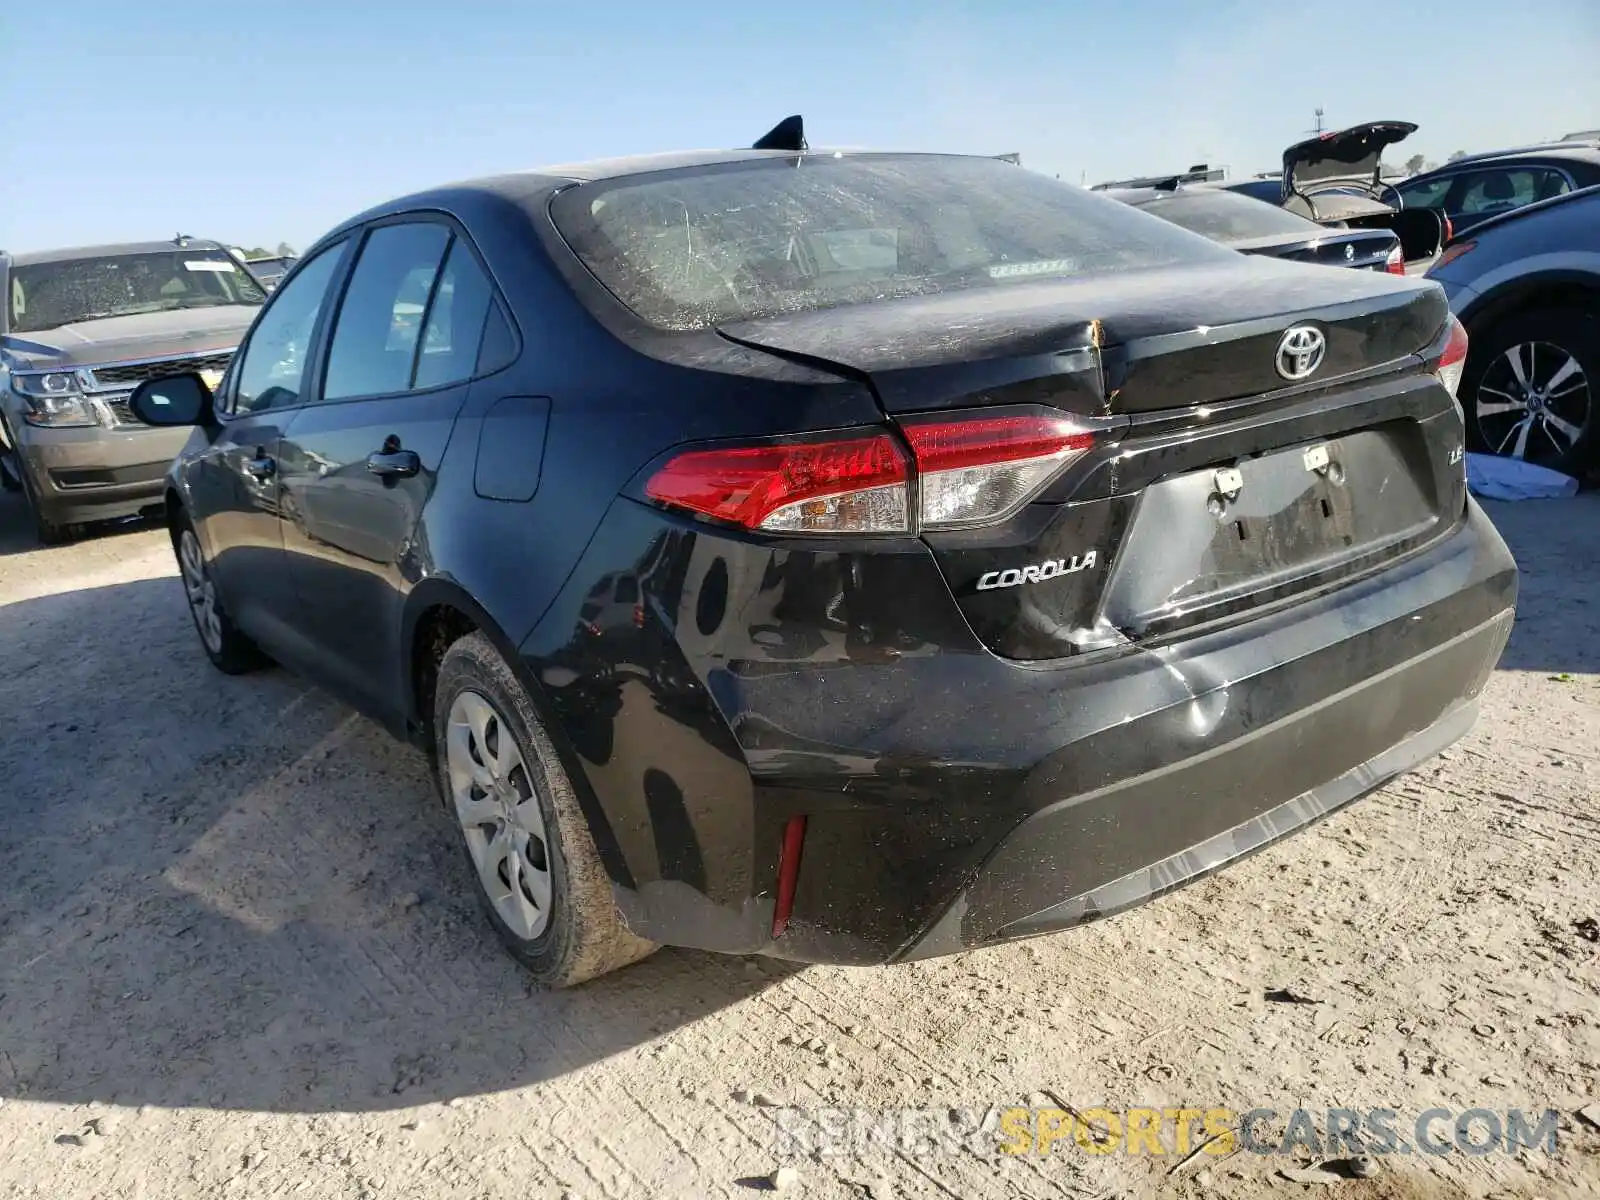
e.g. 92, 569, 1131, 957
232, 242, 347, 414
7, 248, 266, 333
323, 223, 451, 401
550, 154, 1230, 331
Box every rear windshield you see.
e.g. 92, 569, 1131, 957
549, 155, 1231, 330
7, 248, 266, 333
1134, 190, 1320, 244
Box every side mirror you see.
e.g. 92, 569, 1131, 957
127, 373, 215, 427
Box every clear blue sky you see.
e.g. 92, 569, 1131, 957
3, 0, 1596, 255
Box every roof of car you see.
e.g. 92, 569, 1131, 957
1413, 145, 1600, 175
7, 238, 227, 267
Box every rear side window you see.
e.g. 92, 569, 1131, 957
550, 155, 1230, 330
414, 239, 495, 389
323, 223, 451, 401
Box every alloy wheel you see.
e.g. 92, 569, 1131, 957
178, 529, 224, 653
1475, 340, 1591, 464
446, 690, 552, 940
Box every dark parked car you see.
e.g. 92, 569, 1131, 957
1425, 183, 1600, 476
121, 123, 1517, 986
1104, 184, 1403, 272
1396, 145, 1600, 237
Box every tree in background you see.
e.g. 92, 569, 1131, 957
276, 242, 297, 258
1404, 153, 1427, 175
1448, 150, 1468, 162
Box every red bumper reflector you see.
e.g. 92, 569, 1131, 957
771, 815, 808, 938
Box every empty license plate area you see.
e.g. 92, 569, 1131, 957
1103, 426, 1439, 637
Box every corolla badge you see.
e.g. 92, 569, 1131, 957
1275, 324, 1327, 381
977, 552, 1098, 591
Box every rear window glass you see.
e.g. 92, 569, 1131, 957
549, 155, 1230, 330
1134, 190, 1320, 244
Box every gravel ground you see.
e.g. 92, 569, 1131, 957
0, 489, 1596, 1200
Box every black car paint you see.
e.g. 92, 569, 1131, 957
155, 152, 1516, 966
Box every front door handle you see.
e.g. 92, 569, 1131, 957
243, 454, 276, 481
366, 449, 421, 479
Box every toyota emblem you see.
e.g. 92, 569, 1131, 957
1275, 325, 1327, 381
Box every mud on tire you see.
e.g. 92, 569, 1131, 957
431, 632, 657, 987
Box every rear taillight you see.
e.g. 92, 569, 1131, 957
1434, 315, 1469, 398
644, 410, 1113, 534
644, 433, 910, 534
1384, 244, 1405, 275
900, 412, 1099, 529
1431, 240, 1476, 272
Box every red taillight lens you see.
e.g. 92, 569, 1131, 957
1384, 244, 1406, 275
1435, 314, 1469, 398
644, 433, 910, 534
1431, 240, 1476, 272
901, 412, 1100, 529
645, 411, 1113, 534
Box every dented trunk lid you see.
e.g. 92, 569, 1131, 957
723, 257, 1462, 662
717, 257, 1448, 415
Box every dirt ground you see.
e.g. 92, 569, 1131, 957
0, 489, 1596, 1200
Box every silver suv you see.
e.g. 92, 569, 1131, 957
0, 237, 265, 542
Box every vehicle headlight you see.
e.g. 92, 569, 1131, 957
10, 372, 99, 427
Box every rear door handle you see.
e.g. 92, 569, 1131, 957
366, 449, 421, 479
243, 454, 276, 480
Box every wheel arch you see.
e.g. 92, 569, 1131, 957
1458, 269, 1600, 337
400, 577, 636, 889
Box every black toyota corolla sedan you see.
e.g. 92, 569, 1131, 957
126, 124, 1518, 986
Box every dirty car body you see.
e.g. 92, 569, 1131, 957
0, 239, 263, 539
139, 149, 1516, 967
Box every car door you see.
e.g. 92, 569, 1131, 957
276, 218, 499, 722
187, 240, 350, 654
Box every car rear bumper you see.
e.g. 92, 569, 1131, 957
534, 497, 1517, 966
16, 424, 188, 525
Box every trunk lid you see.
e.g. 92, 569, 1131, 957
722, 258, 1462, 663
1232, 229, 1400, 272
719, 257, 1447, 414
1282, 121, 1416, 204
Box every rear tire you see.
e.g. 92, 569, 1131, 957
171, 510, 268, 674
432, 632, 656, 987
1462, 306, 1599, 477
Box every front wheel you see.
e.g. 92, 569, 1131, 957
15, 463, 72, 545
1462, 307, 1598, 477
432, 632, 656, 987
172, 512, 267, 674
